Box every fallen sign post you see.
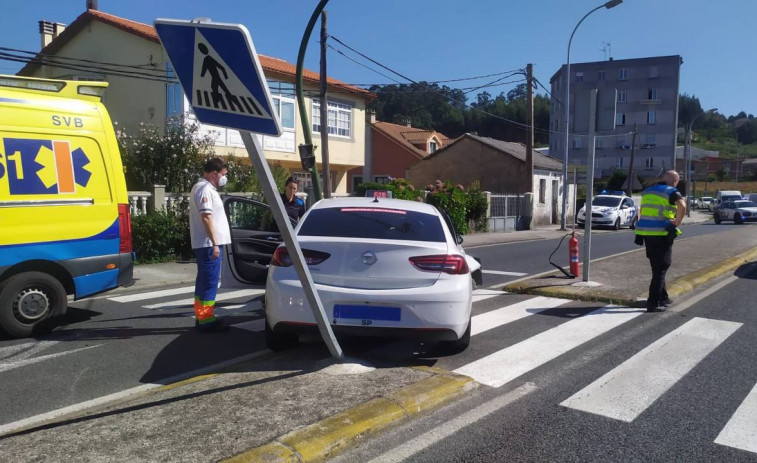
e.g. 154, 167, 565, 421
154, 18, 343, 360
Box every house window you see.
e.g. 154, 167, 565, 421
645, 134, 656, 147
649, 88, 658, 100
267, 80, 296, 130
374, 175, 392, 184
165, 63, 183, 117
615, 137, 625, 149
595, 137, 604, 149
598, 70, 606, 81
539, 179, 546, 204
618, 91, 627, 103
618, 68, 628, 80
312, 100, 352, 138
575, 72, 584, 83
572, 137, 582, 149
616, 113, 626, 125
649, 66, 659, 78
616, 157, 624, 168
429, 141, 438, 153
647, 111, 656, 124
645, 157, 655, 168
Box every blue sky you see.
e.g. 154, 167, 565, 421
1, 0, 753, 118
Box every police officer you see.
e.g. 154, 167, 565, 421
281, 176, 306, 223
634, 170, 686, 312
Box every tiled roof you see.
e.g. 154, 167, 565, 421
20, 9, 373, 99
371, 122, 451, 158
433, 133, 563, 171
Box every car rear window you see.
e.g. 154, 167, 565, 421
298, 207, 446, 242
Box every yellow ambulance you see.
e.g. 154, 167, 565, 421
0, 75, 133, 338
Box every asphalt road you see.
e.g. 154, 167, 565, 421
0, 222, 739, 434
466, 221, 726, 288
331, 261, 757, 462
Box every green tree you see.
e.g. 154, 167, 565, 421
118, 115, 214, 192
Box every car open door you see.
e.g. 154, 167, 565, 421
221, 195, 295, 288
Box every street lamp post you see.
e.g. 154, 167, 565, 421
685, 107, 717, 216
560, 0, 623, 230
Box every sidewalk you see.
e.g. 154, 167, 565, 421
8, 209, 756, 462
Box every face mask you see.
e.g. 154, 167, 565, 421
218, 175, 228, 187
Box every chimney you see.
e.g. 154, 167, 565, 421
406, 117, 412, 128
87, 0, 99, 10
366, 109, 376, 124
39, 21, 67, 49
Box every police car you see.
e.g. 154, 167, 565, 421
576, 191, 637, 230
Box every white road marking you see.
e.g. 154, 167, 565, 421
232, 318, 267, 332
482, 269, 528, 277
143, 289, 265, 309
108, 285, 196, 303
471, 289, 504, 303
0, 345, 102, 373
561, 317, 742, 422
0, 350, 269, 437
455, 306, 643, 388
715, 381, 757, 454
0, 341, 58, 361
471, 296, 570, 336
365, 382, 537, 463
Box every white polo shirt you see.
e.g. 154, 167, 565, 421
189, 178, 231, 249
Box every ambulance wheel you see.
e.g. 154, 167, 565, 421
265, 321, 299, 352
0, 272, 65, 338
613, 218, 621, 231
734, 213, 744, 225
714, 213, 721, 224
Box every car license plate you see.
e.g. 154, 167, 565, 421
333, 304, 401, 321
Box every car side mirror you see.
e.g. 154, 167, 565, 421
456, 235, 463, 245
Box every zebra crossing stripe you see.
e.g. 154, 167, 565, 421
455, 306, 642, 388
471, 296, 570, 336
560, 317, 742, 423
108, 286, 196, 303
143, 289, 265, 309
714, 381, 757, 454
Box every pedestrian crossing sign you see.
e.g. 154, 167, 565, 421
154, 19, 281, 136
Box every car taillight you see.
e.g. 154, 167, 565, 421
271, 247, 331, 267
409, 255, 469, 275
118, 203, 132, 253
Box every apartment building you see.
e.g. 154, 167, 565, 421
549, 55, 682, 179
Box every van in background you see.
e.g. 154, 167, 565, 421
716, 190, 742, 205
0, 75, 133, 337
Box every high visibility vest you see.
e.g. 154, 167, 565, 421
635, 184, 681, 236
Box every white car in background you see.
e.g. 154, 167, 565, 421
262, 197, 477, 353
576, 192, 637, 230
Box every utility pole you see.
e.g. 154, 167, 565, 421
526, 64, 534, 193
319, 11, 331, 198
625, 123, 638, 197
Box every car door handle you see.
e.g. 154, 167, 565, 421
265, 236, 279, 241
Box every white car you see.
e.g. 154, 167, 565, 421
260, 197, 477, 353
576, 193, 637, 230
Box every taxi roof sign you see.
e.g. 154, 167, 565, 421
154, 19, 281, 136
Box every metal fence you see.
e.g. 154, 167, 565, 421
488, 194, 524, 232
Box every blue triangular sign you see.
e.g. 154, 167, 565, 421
154, 19, 281, 136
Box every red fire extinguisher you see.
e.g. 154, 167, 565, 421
569, 232, 580, 277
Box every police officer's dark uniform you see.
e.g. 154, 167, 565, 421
634, 180, 683, 312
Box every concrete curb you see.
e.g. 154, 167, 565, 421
503, 246, 757, 307
223, 367, 478, 463
665, 245, 757, 298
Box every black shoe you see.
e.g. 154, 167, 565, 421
646, 306, 667, 313
195, 319, 229, 333
661, 298, 674, 307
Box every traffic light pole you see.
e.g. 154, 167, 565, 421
295, 0, 329, 202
